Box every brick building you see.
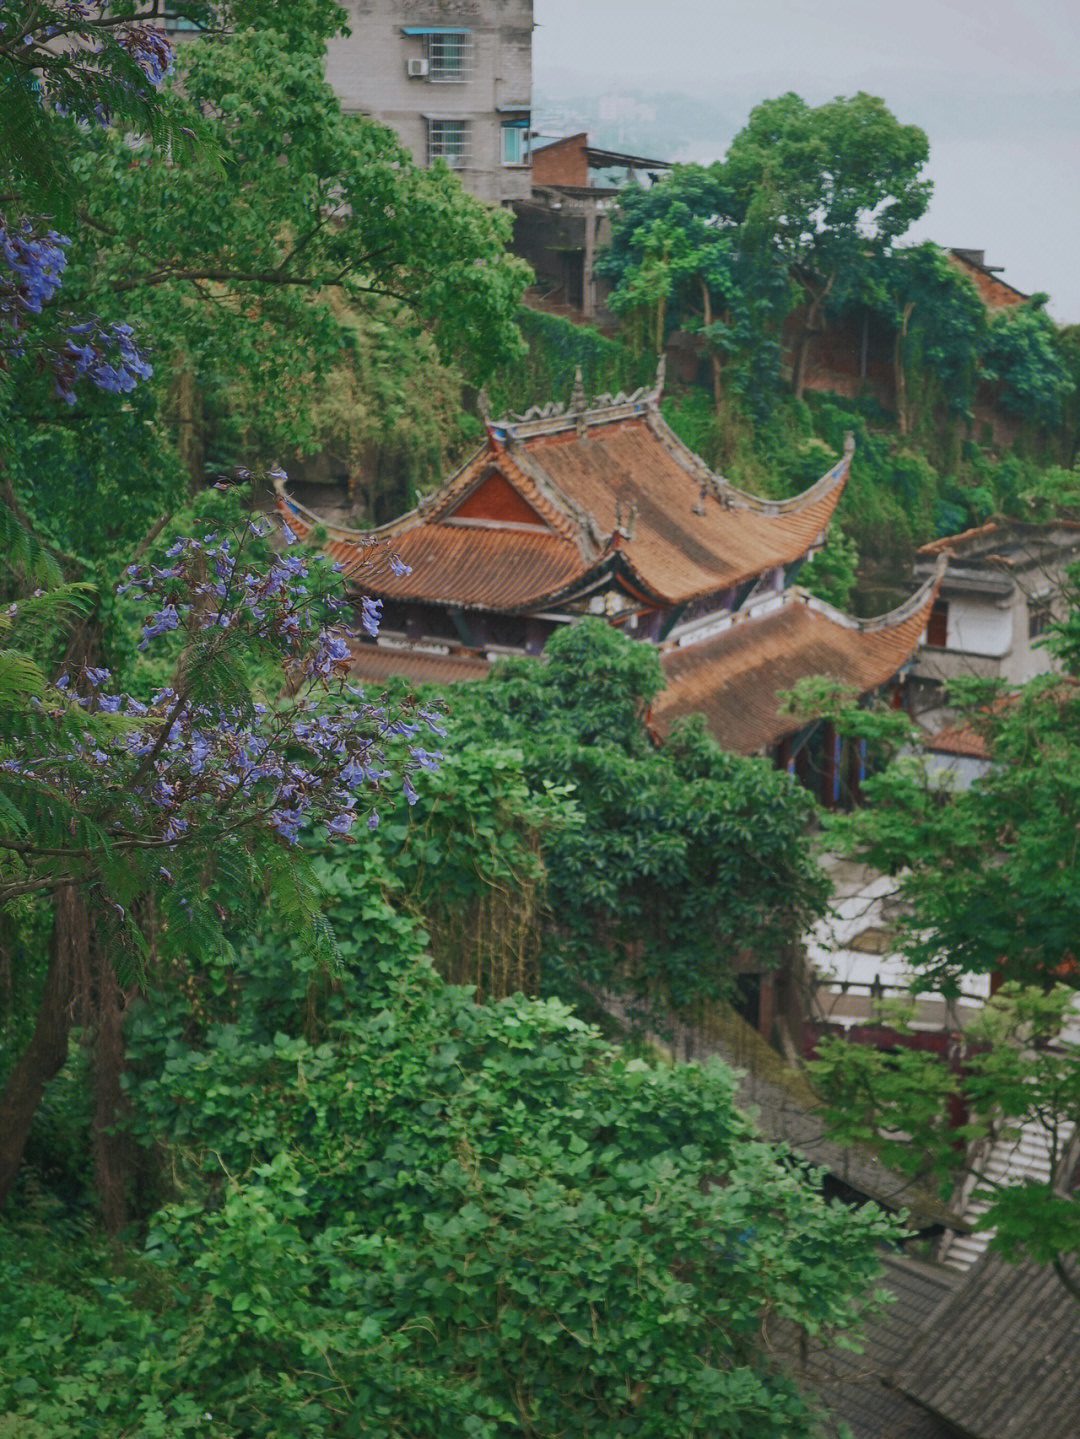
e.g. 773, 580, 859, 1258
513, 133, 671, 320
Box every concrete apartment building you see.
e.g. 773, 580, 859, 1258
324, 1, 534, 206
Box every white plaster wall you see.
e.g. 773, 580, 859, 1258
944, 594, 1013, 657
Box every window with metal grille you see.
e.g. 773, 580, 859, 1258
926, 600, 949, 648
428, 31, 473, 82
428, 119, 470, 170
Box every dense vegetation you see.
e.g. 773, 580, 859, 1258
5, 5, 1080, 1434
0, 5, 914, 1435
594, 94, 1079, 604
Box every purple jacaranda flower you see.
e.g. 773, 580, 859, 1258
138, 603, 180, 648
361, 596, 382, 638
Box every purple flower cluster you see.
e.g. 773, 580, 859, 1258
116, 24, 174, 89
6, 4, 176, 107
0, 220, 68, 322
3, 516, 444, 872
56, 318, 153, 403
0, 216, 153, 401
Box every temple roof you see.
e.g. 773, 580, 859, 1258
346, 642, 490, 689
652, 559, 947, 754
277, 373, 851, 614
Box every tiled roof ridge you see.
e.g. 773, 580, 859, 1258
424, 439, 583, 546
274, 485, 367, 548
662, 556, 947, 657
497, 440, 607, 560
481, 357, 667, 443
647, 410, 854, 519
856, 554, 948, 633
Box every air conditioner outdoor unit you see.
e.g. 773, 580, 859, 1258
406, 58, 429, 78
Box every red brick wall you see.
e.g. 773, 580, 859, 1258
532, 133, 590, 189
950, 254, 1028, 310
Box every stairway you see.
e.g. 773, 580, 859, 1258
940, 1116, 1076, 1271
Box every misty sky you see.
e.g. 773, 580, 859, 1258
533, 0, 1080, 321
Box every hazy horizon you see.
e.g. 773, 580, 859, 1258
533, 0, 1080, 322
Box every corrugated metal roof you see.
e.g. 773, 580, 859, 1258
654, 582, 940, 755
895, 1254, 1080, 1439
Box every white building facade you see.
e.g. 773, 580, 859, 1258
912, 520, 1080, 703
325, 0, 533, 206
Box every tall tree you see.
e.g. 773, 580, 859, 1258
723, 92, 931, 398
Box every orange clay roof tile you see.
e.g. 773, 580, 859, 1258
282, 507, 589, 613
347, 643, 491, 688
277, 409, 849, 613
653, 575, 942, 755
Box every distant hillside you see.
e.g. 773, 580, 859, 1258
533, 84, 736, 164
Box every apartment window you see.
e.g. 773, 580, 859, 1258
428, 30, 473, 82
428, 119, 470, 171
501, 121, 530, 166
1029, 599, 1052, 640
926, 600, 949, 648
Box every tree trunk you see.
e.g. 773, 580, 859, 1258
792, 276, 834, 402
92, 948, 133, 1235
894, 301, 915, 436
0, 887, 89, 1208
701, 280, 723, 414
175, 365, 203, 492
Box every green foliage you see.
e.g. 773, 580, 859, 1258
798, 525, 860, 609
448, 621, 829, 1013
825, 670, 1080, 993
810, 984, 1080, 1286
0, 880, 899, 1438
981, 299, 1075, 430
484, 307, 650, 418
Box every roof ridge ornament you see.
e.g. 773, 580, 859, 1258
651, 353, 667, 409
571, 364, 587, 415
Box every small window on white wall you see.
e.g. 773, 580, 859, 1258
501, 123, 529, 166
1029, 599, 1052, 640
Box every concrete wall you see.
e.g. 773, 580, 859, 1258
916, 570, 1070, 687
326, 0, 533, 205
